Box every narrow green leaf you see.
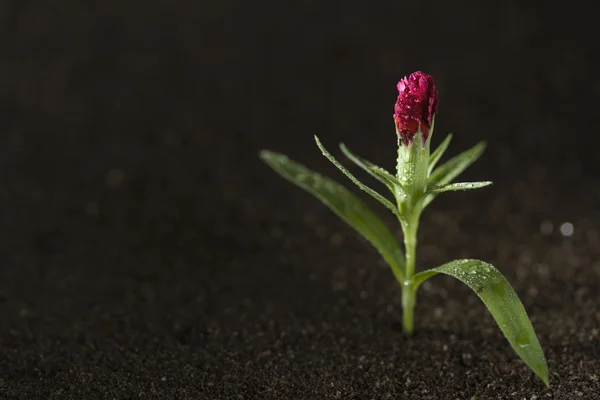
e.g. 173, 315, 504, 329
427, 181, 493, 193
339, 143, 402, 193
413, 259, 549, 386
428, 141, 486, 188
315, 136, 400, 218
428, 133, 453, 175
259, 150, 405, 281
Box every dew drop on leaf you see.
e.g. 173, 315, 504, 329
516, 329, 531, 348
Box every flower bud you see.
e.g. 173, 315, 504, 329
393, 71, 439, 146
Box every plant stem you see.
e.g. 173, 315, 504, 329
401, 284, 415, 334
401, 208, 420, 335
395, 131, 428, 335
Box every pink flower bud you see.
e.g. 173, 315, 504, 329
393, 71, 439, 146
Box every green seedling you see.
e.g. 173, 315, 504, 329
259, 71, 548, 386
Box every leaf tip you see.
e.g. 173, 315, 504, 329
314, 135, 326, 151
441, 132, 453, 145
537, 361, 550, 387
258, 149, 271, 160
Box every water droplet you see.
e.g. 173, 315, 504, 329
560, 222, 574, 236
515, 329, 531, 349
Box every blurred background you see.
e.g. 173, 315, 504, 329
1, 0, 598, 398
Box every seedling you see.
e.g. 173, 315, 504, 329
259, 71, 548, 386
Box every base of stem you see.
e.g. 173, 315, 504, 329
402, 284, 416, 335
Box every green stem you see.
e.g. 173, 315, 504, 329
401, 285, 415, 334
395, 127, 429, 335
401, 208, 420, 335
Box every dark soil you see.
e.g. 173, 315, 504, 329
1, 1, 599, 399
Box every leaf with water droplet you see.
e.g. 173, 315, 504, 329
259, 150, 405, 282
413, 259, 549, 386
424, 142, 487, 207
427, 181, 493, 194
428, 141, 487, 188
313, 136, 401, 219
339, 143, 405, 197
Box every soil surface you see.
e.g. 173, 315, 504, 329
1, 1, 599, 399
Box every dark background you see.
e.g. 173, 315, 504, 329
1, 1, 599, 398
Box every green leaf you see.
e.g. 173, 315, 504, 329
339, 143, 402, 192
413, 259, 549, 386
427, 181, 493, 193
315, 136, 401, 218
428, 141, 486, 188
428, 133, 453, 175
259, 150, 405, 281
